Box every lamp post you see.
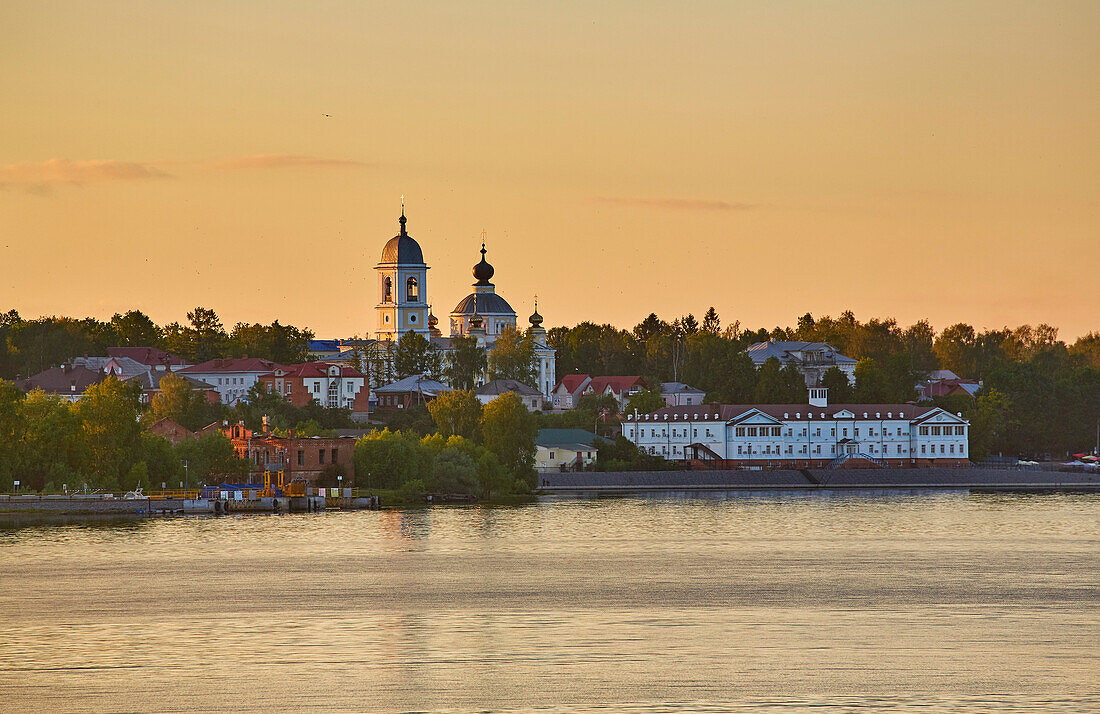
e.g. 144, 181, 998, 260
183, 460, 189, 495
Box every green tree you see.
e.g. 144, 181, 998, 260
151, 372, 209, 429
480, 392, 537, 485
625, 387, 664, 415
754, 358, 804, 403
76, 376, 144, 489
0, 380, 25, 487
394, 331, 439, 379
445, 334, 487, 389
968, 388, 1013, 460
476, 450, 512, 499
227, 320, 314, 364
701, 307, 721, 334
853, 358, 889, 403
820, 366, 853, 402
110, 310, 162, 347
174, 431, 246, 486
427, 389, 482, 438
13, 389, 89, 492
353, 429, 433, 489
432, 447, 479, 494
487, 327, 536, 383
185, 307, 228, 363
934, 323, 977, 378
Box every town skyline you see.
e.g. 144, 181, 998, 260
2, 2, 1098, 339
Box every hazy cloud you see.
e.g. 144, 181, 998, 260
595, 196, 759, 211
0, 158, 168, 192
212, 154, 367, 170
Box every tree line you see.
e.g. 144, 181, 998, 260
0, 307, 313, 379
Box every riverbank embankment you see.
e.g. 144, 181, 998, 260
539, 466, 1100, 496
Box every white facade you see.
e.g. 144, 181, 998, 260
623, 396, 969, 465
180, 369, 270, 405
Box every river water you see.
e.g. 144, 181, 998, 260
0, 494, 1097, 713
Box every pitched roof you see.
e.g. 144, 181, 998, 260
107, 347, 188, 367
744, 341, 858, 365
585, 376, 646, 395
632, 403, 941, 422
536, 428, 606, 448
476, 379, 541, 397
661, 382, 706, 395
126, 371, 216, 391
179, 357, 285, 374
261, 361, 366, 379
17, 365, 105, 395
374, 374, 450, 395
72, 355, 149, 380
554, 374, 590, 394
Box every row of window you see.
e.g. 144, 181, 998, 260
652, 443, 968, 457
631, 424, 966, 440
919, 426, 966, 436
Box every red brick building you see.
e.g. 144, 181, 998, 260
220, 422, 359, 485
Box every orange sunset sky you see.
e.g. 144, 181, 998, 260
1, 1, 1097, 339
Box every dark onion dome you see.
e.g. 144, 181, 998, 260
380, 212, 425, 265
427, 311, 438, 327
529, 305, 543, 328
452, 292, 515, 316
472, 243, 494, 285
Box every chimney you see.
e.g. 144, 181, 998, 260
808, 387, 828, 408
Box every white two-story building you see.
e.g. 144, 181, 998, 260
623, 388, 969, 467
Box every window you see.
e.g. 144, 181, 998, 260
383, 277, 393, 302
950, 444, 955, 454
932, 426, 942, 436
549, 451, 554, 459
314, 381, 321, 392
332, 448, 338, 463
706, 429, 712, 437
735, 427, 746, 437
843, 428, 848, 437
410, 314, 417, 323
737, 445, 743, 455
406, 276, 419, 302
815, 445, 821, 454
815, 428, 821, 437
831, 428, 835, 436
940, 444, 946, 454
854, 427, 860, 437
921, 444, 927, 454
319, 449, 326, 465
748, 427, 758, 437
693, 429, 698, 437
897, 445, 903, 454
297, 450, 304, 466
347, 382, 353, 393
956, 426, 965, 435
772, 427, 782, 437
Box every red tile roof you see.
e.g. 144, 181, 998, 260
258, 361, 366, 379
585, 376, 647, 395
179, 357, 285, 374
554, 374, 590, 393
107, 346, 187, 367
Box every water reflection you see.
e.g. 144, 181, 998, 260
0, 495, 1097, 713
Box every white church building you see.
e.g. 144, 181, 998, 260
372, 210, 555, 399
